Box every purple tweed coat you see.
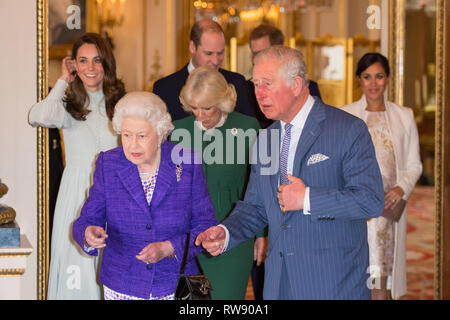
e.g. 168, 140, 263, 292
72, 141, 218, 298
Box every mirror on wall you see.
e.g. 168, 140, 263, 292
192, 0, 382, 107
404, 0, 437, 186
37, 0, 181, 299
36, 0, 445, 299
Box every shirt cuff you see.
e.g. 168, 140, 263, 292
218, 224, 229, 253
303, 187, 311, 215
84, 241, 96, 253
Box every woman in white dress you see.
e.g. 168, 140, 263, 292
28, 33, 126, 299
341, 53, 422, 300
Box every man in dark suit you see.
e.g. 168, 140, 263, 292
153, 19, 255, 121
196, 46, 384, 299
248, 24, 321, 128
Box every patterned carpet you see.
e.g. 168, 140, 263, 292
400, 185, 435, 300
245, 185, 435, 300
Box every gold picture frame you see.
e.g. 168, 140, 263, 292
36, 0, 49, 300
388, 0, 446, 300
48, 0, 98, 60
36, 0, 97, 300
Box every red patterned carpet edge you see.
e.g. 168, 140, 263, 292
400, 185, 435, 300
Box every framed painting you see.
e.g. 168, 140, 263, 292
49, 0, 97, 59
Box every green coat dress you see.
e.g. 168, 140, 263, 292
170, 111, 262, 299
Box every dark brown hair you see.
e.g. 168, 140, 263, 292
356, 52, 390, 78
249, 24, 285, 46
190, 19, 224, 48
64, 33, 125, 121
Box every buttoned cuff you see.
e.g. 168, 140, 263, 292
303, 187, 311, 215
84, 241, 96, 253
218, 224, 229, 253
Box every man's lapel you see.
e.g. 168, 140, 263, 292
292, 99, 326, 175
268, 121, 281, 199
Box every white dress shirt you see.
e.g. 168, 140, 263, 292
187, 60, 195, 73
220, 95, 316, 251
279, 94, 315, 215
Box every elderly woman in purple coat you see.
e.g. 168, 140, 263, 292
72, 91, 217, 300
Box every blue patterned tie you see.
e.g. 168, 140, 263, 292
280, 123, 292, 186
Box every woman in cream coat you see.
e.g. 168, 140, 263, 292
341, 53, 422, 300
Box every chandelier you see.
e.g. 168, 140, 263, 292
193, 0, 334, 24
405, 0, 437, 14
96, 0, 126, 39
270, 0, 334, 12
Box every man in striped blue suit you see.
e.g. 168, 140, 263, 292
196, 46, 384, 299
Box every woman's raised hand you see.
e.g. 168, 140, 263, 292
59, 56, 77, 83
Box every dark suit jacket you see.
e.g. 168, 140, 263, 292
153, 64, 256, 121
72, 142, 218, 298
247, 79, 322, 128
222, 97, 384, 299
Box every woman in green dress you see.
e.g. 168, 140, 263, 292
170, 66, 265, 299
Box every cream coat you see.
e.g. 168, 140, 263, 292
341, 95, 422, 299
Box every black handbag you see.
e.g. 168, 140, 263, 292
174, 233, 212, 300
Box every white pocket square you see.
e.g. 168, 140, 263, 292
307, 153, 330, 166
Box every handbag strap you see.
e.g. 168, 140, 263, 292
179, 233, 190, 276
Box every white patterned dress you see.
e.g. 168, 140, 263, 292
366, 111, 397, 279
29, 79, 119, 299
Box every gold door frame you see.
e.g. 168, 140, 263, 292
36, 0, 447, 299
36, 0, 49, 300
433, 0, 447, 300
389, 0, 446, 300
35, 0, 97, 300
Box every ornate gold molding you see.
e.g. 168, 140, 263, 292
145, 49, 164, 91
0, 269, 26, 277
0, 268, 26, 277
388, 0, 405, 106
0, 252, 32, 258
434, 0, 445, 300
36, 0, 49, 301
389, 0, 444, 299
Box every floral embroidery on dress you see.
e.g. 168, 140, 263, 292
366, 111, 397, 278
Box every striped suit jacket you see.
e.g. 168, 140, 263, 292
222, 98, 384, 299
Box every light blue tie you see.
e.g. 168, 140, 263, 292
280, 123, 292, 186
